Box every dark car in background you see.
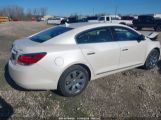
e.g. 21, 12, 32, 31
87, 16, 98, 22
65, 16, 87, 23
121, 16, 134, 20
133, 15, 161, 31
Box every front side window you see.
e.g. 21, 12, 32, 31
113, 27, 140, 41
30, 26, 73, 43
76, 27, 113, 44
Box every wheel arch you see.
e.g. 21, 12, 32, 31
59, 62, 94, 82
145, 47, 160, 61
57, 62, 94, 90
154, 47, 160, 54
146, 39, 160, 59
75, 63, 92, 81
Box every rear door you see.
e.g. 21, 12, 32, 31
112, 27, 146, 68
76, 27, 120, 75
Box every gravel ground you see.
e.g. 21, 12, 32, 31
0, 22, 161, 119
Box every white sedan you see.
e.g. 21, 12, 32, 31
9, 23, 160, 96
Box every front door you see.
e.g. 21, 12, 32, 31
112, 27, 147, 68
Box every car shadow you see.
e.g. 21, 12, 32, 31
4, 63, 27, 91
0, 96, 13, 120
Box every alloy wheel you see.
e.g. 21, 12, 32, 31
147, 50, 159, 69
64, 70, 86, 94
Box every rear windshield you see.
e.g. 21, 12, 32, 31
30, 26, 73, 43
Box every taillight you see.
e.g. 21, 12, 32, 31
17, 52, 47, 65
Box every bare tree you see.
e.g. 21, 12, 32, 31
12, 5, 24, 20
25, 8, 32, 20
40, 7, 47, 16
32, 8, 40, 16
0, 5, 24, 20
0, 5, 48, 20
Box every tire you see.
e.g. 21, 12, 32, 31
155, 25, 161, 31
144, 49, 160, 70
58, 65, 89, 97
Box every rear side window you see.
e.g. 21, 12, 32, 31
76, 27, 113, 44
113, 27, 140, 41
30, 26, 73, 43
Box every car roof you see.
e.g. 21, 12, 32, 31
45, 22, 141, 45
61, 22, 125, 29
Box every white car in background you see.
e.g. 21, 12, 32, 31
98, 15, 133, 26
9, 23, 160, 96
47, 17, 64, 24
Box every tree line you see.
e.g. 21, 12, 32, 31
0, 5, 48, 20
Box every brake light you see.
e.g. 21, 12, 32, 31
18, 52, 47, 65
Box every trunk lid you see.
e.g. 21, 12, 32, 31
12, 37, 39, 52
11, 37, 40, 64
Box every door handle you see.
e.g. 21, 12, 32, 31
122, 48, 128, 51
87, 51, 95, 55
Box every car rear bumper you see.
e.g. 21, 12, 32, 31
8, 60, 59, 90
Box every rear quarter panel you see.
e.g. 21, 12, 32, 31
34, 44, 95, 85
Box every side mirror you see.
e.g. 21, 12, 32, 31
137, 34, 145, 42
147, 32, 158, 40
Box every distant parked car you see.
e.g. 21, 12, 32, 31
9, 23, 160, 96
47, 18, 64, 24
11, 18, 20, 21
36, 16, 43, 22
66, 17, 87, 23
121, 16, 134, 20
98, 15, 133, 26
66, 17, 77, 23
0, 16, 9, 23
154, 14, 161, 19
31, 17, 36, 21
133, 15, 161, 31
77, 17, 87, 22
87, 16, 98, 23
